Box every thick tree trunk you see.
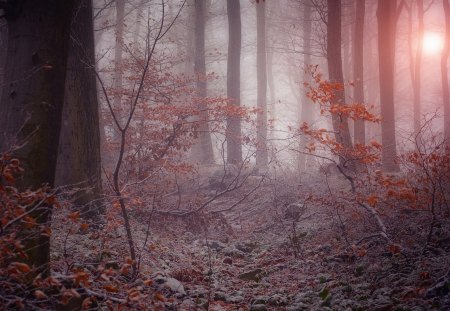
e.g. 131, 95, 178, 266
192, 0, 215, 164
0, 0, 74, 278
443, 0, 450, 147
226, 0, 243, 164
256, 0, 268, 169
377, 0, 400, 171
56, 0, 103, 220
327, 0, 353, 157
353, 0, 365, 144
0, 22, 6, 101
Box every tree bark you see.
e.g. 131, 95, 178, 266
413, 0, 424, 135
192, 0, 215, 164
443, 0, 450, 147
0, 0, 74, 278
327, 0, 353, 156
256, 0, 268, 169
353, 0, 365, 144
56, 0, 103, 220
226, 0, 243, 164
377, 0, 400, 171
299, 0, 313, 171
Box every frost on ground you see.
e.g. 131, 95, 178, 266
51, 172, 450, 311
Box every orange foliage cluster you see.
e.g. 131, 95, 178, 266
0, 155, 56, 269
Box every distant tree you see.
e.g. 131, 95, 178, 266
0, 0, 74, 278
298, 0, 313, 171
56, 0, 103, 220
377, 0, 402, 171
353, 0, 366, 145
191, 0, 215, 164
326, 0, 353, 156
114, 0, 125, 110
442, 0, 450, 147
226, 0, 243, 164
256, 0, 268, 169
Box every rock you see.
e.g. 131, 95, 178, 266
372, 295, 393, 311
188, 288, 208, 298
152, 272, 186, 296
268, 294, 288, 306
286, 303, 308, 311
235, 242, 258, 253
104, 261, 119, 270
226, 293, 245, 304
238, 269, 266, 282
207, 240, 226, 251
252, 296, 270, 305
284, 203, 306, 221
224, 247, 246, 258
250, 304, 267, 311
223, 257, 233, 265
318, 244, 332, 254
165, 277, 186, 296
214, 291, 227, 301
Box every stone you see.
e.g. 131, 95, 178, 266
214, 291, 227, 301
252, 296, 270, 305
238, 269, 266, 282
208, 240, 226, 251
249, 304, 267, 311
226, 295, 245, 304
268, 294, 288, 306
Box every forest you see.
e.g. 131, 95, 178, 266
0, 0, 449, 310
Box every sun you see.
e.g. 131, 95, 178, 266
422, 32, 444, 55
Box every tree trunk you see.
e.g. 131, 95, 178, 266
327, 0, 353, 157
114, 0, 124, 109
226, 0, 243, 164
256, 0, 268, 169
56, 0, 103, 220
443, 0, 450, 147
353, 0, 365, 144
298, 0, 313, 171
413, 0, 424, 136
0, 0, 74, 278
377, 0, 400, 171
0, 21, 6, 101
192, 0, 215, 164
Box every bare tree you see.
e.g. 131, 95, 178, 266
191, 0, 215, 164
256, 0, 268, 169
226, 0, 243, 164
353, 0, 365, 145
327, 0, 353, 156
377, 0, 402, 171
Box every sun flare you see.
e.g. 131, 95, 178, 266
423, 32, 444, 55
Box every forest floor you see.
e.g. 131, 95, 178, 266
51, 173, 450, 311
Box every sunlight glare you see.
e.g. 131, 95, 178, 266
423, 32, 444, 55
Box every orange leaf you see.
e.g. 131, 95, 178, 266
154, 292, 165, 302
11, 262, 31, 273
80, 223, 89, 231
103, 284, 119, 293
68, 211, 80, 222
34, 290, 47, 299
